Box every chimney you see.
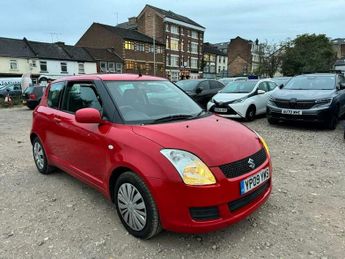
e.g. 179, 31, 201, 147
128, 17, 137, 26
55, 41, 65, 46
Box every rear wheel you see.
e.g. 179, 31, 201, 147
245, 105, 256, 121
32, 137, 54, 174
114, 171, 161, 239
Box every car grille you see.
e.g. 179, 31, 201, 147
228, 181, 270, 212
189, 206, 220, 221
273, 99, 315, 109
219, 148, 267, 178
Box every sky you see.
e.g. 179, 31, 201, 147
0, 0, 344, 45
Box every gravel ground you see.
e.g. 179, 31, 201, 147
0, 107, 345, 259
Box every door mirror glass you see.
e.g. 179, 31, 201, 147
257, 89, 266, 94
75, 108, 102, 124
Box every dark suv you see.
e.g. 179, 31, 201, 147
267, 73, 345, 129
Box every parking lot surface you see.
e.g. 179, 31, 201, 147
1, 107, 344, 258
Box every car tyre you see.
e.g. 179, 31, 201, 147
245, 105, 256, 121
114, 171, 161, 239
32, 137, 55, 174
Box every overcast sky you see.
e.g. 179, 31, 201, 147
0, 0, 344, 45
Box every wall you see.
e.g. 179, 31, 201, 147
0, 57, 40, 76
38, 59, 97, 77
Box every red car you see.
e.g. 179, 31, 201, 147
31, 74, 272, 239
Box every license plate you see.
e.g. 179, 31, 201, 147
240, 167, 270, 195
22, 100, 27, 104
282, 109, 302, 115
214, 107, 228, 113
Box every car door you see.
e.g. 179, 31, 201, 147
54, 81, 109, 188
255, 82, 270, 114
194, 80, 211, 107
210, 80, 224, 96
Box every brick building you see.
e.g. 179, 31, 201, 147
76, 23, 165, 76
203, 42, 228, 79
227, 36, 261, 76
135, 5, 205, 81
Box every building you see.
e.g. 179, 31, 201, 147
76, 22, 165, 77
84, 47, 123, 73
0, 37, 97, 85
203, 43, 228, 79
213, 42, 228, 55
227, 36, 261, 76
332, 38, 345, 59
136, 4, 205, 81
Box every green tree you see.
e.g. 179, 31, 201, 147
255, 42, 284, 78
281, 34, 336, 76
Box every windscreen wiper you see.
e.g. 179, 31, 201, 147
152, 114, 195, 123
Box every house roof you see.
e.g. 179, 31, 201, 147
96, 23, 163, 45
60, 44, 94, 62
145, 4, 205, 29
203, 43, 226, 56
0, 37, 35, 58
84, 47, 123, 63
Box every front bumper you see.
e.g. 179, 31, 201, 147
207, 102, 246, 118
266, 104, 332, 123
152, 158, 272, 233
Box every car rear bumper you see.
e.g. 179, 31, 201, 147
151, 159, 272, 233
266, 104, 331, 123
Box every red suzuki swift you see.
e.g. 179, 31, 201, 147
31, 74, 272, 239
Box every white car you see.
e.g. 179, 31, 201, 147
218, 77, 247, 86
207, 79, 278, 121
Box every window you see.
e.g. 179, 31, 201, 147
210, 55, 216, 62
125, 61, 135, 70
191, 42, 198, 54
166, 55, 170, 66
61, 62, 68, 73
170, 55, 179, 67
100, 62, 107, 73
199, 81, 210, 90
268, 82, 278, 91
124, 41, 134, 50
48, 82, 64, 109
62, 83, 102, 113
210, 80, 223, 89
135, 43, 145, 52
116, 63, 122, 73
191, 57, 198, 69
149, 45, 154, 52
171, 25, 178, 34
40, 61, 48, 72
191, 31, 198, 39
165, 24, 169, 32
10, 60, 18, 70
78, 63, 85, 74
170, 38, 179, 51
210, 65, 216, 73
108, 62, 115, 72
31, 60, 37, 67
258, 82, 269, 92
156, 46, 163, 54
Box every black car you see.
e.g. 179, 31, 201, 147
0, 84, 22, 98
267, 73, 345, 129
22, 85, 44, 109
175, 79, 225, 108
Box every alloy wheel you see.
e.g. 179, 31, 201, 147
33, 142, 45, 170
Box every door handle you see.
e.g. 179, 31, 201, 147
53, 117, 62, 124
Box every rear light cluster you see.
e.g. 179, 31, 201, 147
28, 93, 36, 100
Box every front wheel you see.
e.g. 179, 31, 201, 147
245, 105, 256, 121
114, 172, 161, 239
326, 111, 338, 130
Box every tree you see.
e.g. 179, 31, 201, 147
281, 34, 336, 76
255, 42, 284, 78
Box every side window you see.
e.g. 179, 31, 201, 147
210, 80, 223, 90
268, 82, 277, 91
258, 82, 269, 92
62, 82, 102, 113
48, 82, 64, 109
199, 81, 210, 90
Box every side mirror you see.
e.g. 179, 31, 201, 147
75, 108, 102, 124
257, 89, 266, 94
278, 84, 284, 89
196, 86, 203, 94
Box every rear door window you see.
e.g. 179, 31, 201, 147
210, 80, 223, 90
48, 82, 64, 109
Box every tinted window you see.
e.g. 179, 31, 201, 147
210, 80, 223, 89
199, 81, 210, 90
62, 82, 102, 113
284, 76, 336, 90
48, 82, 64, 109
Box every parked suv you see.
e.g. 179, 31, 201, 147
22, 85, 44, 109
31, 74, 272, 239
267, 73, 345, 129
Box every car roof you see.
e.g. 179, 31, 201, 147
53, 73, 167, 83
296, 73, 336, 77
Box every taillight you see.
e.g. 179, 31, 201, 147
29, 93, 36, 100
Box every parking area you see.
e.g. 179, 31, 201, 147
0, 107, 344, 258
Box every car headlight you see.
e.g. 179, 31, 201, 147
160, 149, 216, 185
232, 97, 246, 103
314, 98, 332, 105
253, 131, 270, 156
210, 98, 215, 103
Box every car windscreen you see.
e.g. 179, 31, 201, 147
175, 80, 199, 91
221, 80, 258, 93
284, 76, 335, 90
105, 80, 203, 124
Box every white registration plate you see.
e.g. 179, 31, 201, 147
282, 109, 302, 115
22, 100, 27, 104
240, 167, 270, 195
214, 107, 228, 113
